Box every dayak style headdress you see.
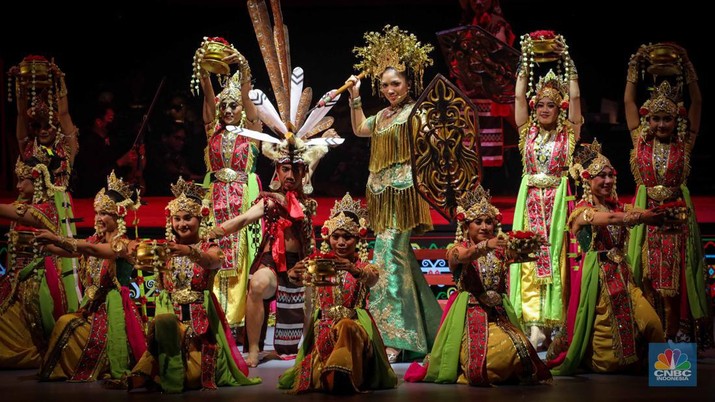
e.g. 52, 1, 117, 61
165, 177, 210, 240
453, 184, 502, 243
638, 80, 687, 140
353, 25, 434, 96
15, 142, 65, 204
320, 193, 370, 262
243, 0, 345, 194
93, 171, 141, 237
569, 140, 617, 203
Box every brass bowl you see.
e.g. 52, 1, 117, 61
200, 41, 233, 75
531, 39, 559, 63
307, 258, 338, 287
19, 60, 51, 87
134, 240, 169, 271
646, 44, 681, 76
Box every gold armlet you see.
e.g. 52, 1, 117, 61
627, 64, 638, 84
14, 202, 28, 217
582, 208, 595, 223
623, 211, 642, 227
111, 237, 129, 254
58, 236, 78, 253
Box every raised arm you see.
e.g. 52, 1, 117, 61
346, 75, 371, 137
624, 47, 648, 134
167, 242, 223, 270
514, 57, 529, 129
446, 237, 507, 273
199, 69, 217, 129
34, 228, 122, 259
569, 207, 663, 235
682, 52, 701, 150
211, 198, 265, 238
566, 64, 582, 143
0, 203, 55, 230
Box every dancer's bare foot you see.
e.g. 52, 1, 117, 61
386, 347, 401, 363
246, 351, 260, 368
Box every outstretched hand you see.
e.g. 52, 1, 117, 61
641, 209, 665, 226
34, 229, 58, 244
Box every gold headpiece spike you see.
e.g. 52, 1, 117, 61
167, 177, 207, 217
353, 25, 434, 95
15, 157, 34, 180
456, 184, 500, 221
643, 80, 682, 116
534, 69, 567, 105
570, 139, 612, 181
218, 70, 244, 104
322, 193, 368, 237
107, 170, 134, 201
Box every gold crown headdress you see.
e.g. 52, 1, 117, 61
641, 80, 682, 117
93, 171, 141, 237
570, 140, 617, 203
320, 193, 370, 261
165, 177, 210, 241
533, 69, 567, 105
353, 25, 434, 95
453, 184, 501, 244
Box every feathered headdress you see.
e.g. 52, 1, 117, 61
244, 0, 345, 194
353, 25, 434, 96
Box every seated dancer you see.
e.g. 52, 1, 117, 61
210, 137, 327, 367
549, 142, 665, 375
36, 171, 146, 382
128, 178, 260, 392
0, 153, 73, 368
405, 185, 552, 386
278, 193, 397, 394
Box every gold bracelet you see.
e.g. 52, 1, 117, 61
58, 236, 78, 253
188, 245, 202, 263
14, 202, 28, 217
627, 64, 638, 84
351, 96, 362, 110
623, 211, 642, 227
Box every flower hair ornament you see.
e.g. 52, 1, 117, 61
569, 140, 617, 204
93, 170, 141, 237
320, 193, 370, 262
453, 184, 502, 244
353, 25, 434, 96
638, 80, 688, 141
165, 176, 210, 241
15, 142, 66, 204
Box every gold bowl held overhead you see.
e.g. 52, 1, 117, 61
646, 43, 681, 76
531, 39, 559, 63
306, 258, 338, 287
200, 41, 234, 75
19, 59, 51, 87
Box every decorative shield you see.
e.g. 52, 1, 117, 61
436, 25, 520, 104
409, 74, 481, 221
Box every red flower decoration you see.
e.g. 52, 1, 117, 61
507, 230, 536, 239
359, 227, 368, 237
208, 36, 229, 45
495, 213, 503, 223
320, 226, 330, 236
529, 30, 556, 40
612, 168, 618, 176
139, 296, 147, 305
309, 250, 336, 259
200, 206, 210, 217
529, 98, 535, 109
581, 171, 592, 180
560, 100, 569, 110
23, 55, 48, 62
679, 106, 687, 117
639, 107, 649, 116
135, 276, 145, 285
164, 208, 171, 217
117, 205, 127, 217
31, 169, 40, 179
455, 212, 466, 222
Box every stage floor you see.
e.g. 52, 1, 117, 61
2, 354, 714, 402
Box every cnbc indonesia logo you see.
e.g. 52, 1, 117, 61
653, 348, 692, 382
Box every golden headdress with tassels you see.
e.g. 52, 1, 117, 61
320, 193, 370, 261
218, 70, 244, 105
166, 176, 209, 217
569, 140, 613, 182
93, 170, 141, 217
15, 142, 65, 203
353, 25, 434, 95
453, 184, 501, 244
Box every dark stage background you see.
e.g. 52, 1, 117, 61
0, 0, 711, 197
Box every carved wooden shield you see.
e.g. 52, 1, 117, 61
436, 25, 520, 104
409, 74, 481, 220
